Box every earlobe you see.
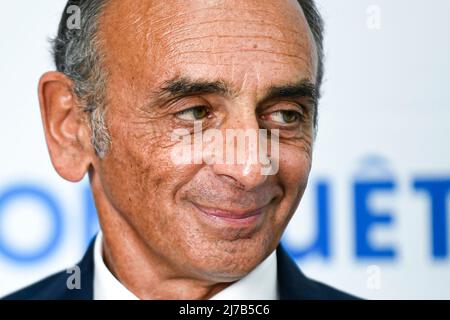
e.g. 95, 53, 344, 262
38, 71, 93, 182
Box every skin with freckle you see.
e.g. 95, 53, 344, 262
46, 0, 318, 299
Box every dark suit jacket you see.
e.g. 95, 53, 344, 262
2, 236, 357, 300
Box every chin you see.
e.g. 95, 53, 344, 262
182, 235, 275, 282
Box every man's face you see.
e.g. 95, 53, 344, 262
93, 0, 317, 281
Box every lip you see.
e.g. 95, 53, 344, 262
192, 203, 266, 227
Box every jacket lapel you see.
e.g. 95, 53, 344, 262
59, 237, 95, 299
276, 244, 309, 299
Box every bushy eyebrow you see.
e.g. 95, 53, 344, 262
262, 79, 318, 105
154, 76, 318, 106
157, 77, 236, 100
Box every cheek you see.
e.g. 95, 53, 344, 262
269, 144, 311, 234
99, 118, 200, 216
278, 144, 312, 195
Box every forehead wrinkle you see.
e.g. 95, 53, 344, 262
104, 0, 149, 34
158, 10, 315, 73
166, 34, 309, 56
103, 0, 313, 49
102, 0, 313, 53
177, 49, 308, 60
151, 5, 304, 34
168, 51, 314, 72
157, 20, 308, 52
165, 29, 313, 68
130, 2, 312, 48
169, 58, 312, 68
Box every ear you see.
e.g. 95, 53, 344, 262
38, 71, 94, 182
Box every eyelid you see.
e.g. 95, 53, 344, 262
258, 109, 306, 129
176, 105, 207, 113
174, 105, 213, 122
261, 100, 307, 114
261, 103, 306, 120
177, 104, 204, 111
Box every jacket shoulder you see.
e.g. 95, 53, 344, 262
2, 238, 96, 300
2, 270, 75, 300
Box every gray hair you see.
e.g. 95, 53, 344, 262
52, 0, 324, 157
52, 0, 109, 157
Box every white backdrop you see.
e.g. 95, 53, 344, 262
0, 0, 449, 299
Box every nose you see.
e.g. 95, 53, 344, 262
209, 113, 270, 191
212, 160, 268, 191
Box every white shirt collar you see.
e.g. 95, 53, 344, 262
93, 231, 138, 300
93, 231, 278, 300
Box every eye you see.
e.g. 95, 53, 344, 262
265, 110, 301, 124
175, 106, 210, 121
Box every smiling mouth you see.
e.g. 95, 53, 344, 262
191, 202, 268, 228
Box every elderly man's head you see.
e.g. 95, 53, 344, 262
40, 0, 323, 292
